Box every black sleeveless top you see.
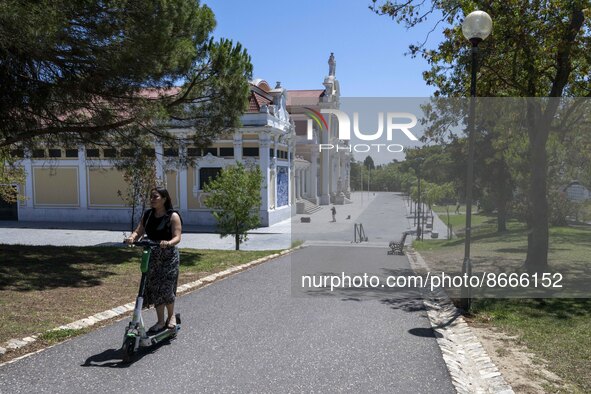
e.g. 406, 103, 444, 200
142, 209, 182, 241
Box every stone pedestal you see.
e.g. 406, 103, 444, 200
319, 194, 330, 205
334, 192, 346, 205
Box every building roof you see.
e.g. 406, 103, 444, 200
286, 90, 325, 107
247, 90, 272, 113
139, 86, 181, 99
250, 79, 272, 92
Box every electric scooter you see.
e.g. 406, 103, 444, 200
121, 239, 181, 363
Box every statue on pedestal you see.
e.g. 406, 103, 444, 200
328, 52, 336, 76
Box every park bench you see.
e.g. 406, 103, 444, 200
387, 231, 409, 255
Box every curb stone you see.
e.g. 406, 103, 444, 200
0, 246, 301, 366
406, 249, 515, 394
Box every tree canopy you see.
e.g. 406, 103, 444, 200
203, 163, 263, 250
0, 0, 253, 150
371, 0, 591, 272
371, 0, 590, 98
363, 155, 375, 170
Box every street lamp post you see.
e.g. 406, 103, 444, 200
460, 10, 492, 311
417, 166, 421, 241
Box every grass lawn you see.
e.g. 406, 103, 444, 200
430, 204, 491, 234
0, 245, 280, 346
413, 216, 591, 392
470, 298, 591, 393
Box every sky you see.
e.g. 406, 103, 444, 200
202, 0, 444, 97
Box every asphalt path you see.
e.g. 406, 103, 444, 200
292, 192, 413, 244
0, 194, 455, 393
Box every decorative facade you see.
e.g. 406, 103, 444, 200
2, 54, 351, 226
287, 52, 352, 213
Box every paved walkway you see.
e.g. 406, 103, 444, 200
0, 215, 293, 251
0, 192, 434, 250
0, 193, 455, 249
1, 193, 514, 393
0, 192, 461, 393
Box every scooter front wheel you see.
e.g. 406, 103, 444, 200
121, 337, 136, 363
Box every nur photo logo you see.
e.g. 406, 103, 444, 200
304, 107, 419, 153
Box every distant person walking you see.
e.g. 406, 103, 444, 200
455, 201, 461, 215
331, 206, 337, 222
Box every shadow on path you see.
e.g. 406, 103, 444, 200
81, 340, 174, 368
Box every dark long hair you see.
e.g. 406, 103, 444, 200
151, 187, 173, 211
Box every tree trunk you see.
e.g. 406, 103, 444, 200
235, 233, 240, 250
495, 163, 509, 233
524, 134, 549, 273
496, 201, 507, 233
445, 207, 452, 239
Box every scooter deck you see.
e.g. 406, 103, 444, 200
148, 327, 178, 345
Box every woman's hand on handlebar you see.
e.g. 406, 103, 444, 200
124, 232, 136, 245
159, 240, 172, 249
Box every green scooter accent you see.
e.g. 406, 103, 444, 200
141, 249, 150, 273
120, 239, 181, 363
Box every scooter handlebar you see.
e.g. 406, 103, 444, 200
124, 239, 160, 247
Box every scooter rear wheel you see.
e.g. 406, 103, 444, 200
121, 337, 136, 363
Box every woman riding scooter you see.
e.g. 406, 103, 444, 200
125, 187, 182, 332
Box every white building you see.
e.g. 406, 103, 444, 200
2, 54, 351, 226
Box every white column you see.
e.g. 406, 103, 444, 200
295, 169, 300, 199
78, 146, 88, 209
320, 124, 330, 205
298, 168, 302, 199
179, 144, 188, 213
301, 169, 305, 198
330, 152, 335, 194
299, 169, 303, 199
346, 156, 352, 196
294, 169, 298, 200
154, 142, 164, 181
259, 136, 270, 210
335, 152, 341, 192
310, 150, 318, 203
22, 152, 34, 209
289, 165, 294, 206
233, 133, 243, 163
300, 169, 305, 198
307, 167, 311, 197
339, 153, 345, 195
